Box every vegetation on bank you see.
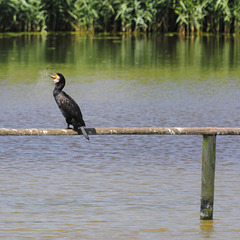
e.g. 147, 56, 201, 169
0, 0, 239, 34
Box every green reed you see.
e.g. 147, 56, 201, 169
0, 0, 239, 33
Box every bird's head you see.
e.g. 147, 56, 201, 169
49, 73, 65, 83
49, 72, 66, 91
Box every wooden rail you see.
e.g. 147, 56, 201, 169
1, 127, 240, 220
1, 127, 240, 135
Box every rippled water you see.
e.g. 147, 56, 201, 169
1, 34, 240, 239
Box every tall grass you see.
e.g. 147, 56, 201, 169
0, 0, 46, 31
0, 0, 240, 33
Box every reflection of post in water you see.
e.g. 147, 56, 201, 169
200, 220, 214, 238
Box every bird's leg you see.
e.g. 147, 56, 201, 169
66, 123, 72, 129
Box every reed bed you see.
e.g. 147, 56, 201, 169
0, 0, 239, 33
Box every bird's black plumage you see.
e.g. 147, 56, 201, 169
50, 73, 89, 140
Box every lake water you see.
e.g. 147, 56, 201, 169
0, 33, 240, 239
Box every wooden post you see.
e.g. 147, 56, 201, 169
200, 135, 216, 220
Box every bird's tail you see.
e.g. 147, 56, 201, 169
80, 126, 90, 140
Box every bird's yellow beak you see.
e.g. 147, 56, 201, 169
48, 73, 60, 83
49, 73, 58, 79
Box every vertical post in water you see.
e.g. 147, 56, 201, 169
200, 135, 216, 220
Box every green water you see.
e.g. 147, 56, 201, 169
1, 34, 239, 84
1, 34, 240, 239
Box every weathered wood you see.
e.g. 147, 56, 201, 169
1, 127, 240, 136
200, 135, 216, 220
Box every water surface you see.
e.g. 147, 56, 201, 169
0, 34, 240, 239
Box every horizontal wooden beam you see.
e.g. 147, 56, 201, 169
1, 127, 240, 136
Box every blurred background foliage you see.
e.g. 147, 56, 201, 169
0, 0, 239, 34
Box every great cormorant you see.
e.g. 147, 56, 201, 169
49, 73, 89, 140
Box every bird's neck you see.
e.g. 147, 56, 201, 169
53, 83, 65, 93
53, 88, 63, 98
53, 88, 60, 96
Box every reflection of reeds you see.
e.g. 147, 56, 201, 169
0, 0, 239, 33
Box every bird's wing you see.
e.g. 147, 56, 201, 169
58, 92, 85, 124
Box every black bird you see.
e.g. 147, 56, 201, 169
49, 73, 89, 140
